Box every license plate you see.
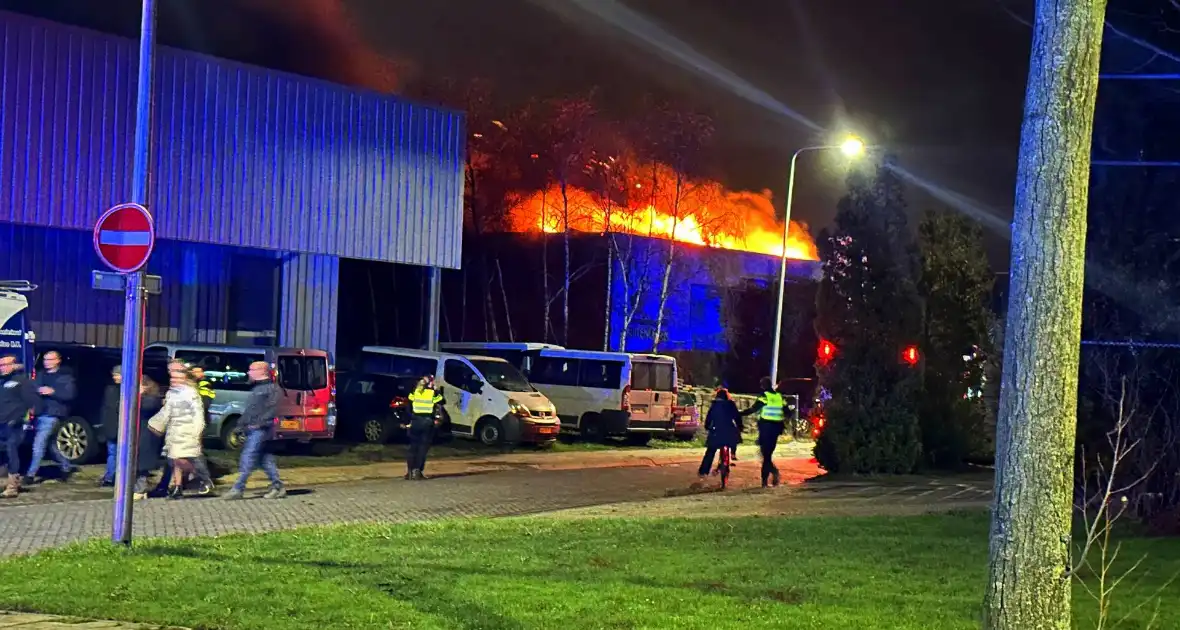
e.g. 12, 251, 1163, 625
537, 425, 558, 434
279, 419, 300, 431
680, 416, 691, 423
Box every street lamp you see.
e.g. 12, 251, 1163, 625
769, 136, 866, 388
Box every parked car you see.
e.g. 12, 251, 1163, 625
30, 343, 170, 465
146, 343, 337, 449
670, 391, 701, 440
358, 347, 560, 446
336, 371, 454, 443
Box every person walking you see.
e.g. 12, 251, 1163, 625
131, 375, 164, 500
224, 361, 285, 499
25, 350, 77, 483
0, 355, 40, 498
741, 376, 786, 487
147, 365, 207, 499
697, 388, 742, 479
405, 375, 443, 481
98, 365, 122, 487
191, 366, 215, 415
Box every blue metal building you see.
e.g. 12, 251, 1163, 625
0, 12, 464, 354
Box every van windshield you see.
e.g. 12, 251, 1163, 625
471, 359, 535, 393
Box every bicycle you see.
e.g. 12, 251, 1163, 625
717, 445, 733, 489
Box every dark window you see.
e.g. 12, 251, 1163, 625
304, 356, 328, 389
579, 360, 623, 389
344, 376, 376, 396
530, 357, 580, 387
275, 355, 330, 390
360, 353, 436, 378
276, 356, 303, 390
175, 350, 264, 391
443, 359, 480, 393
631, 362, 675, 392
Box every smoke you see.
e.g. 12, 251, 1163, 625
242, 0, 411, 92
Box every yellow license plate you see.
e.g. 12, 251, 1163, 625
279, 419, 300, 431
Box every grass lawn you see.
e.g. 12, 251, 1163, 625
1, 512, 1176, 630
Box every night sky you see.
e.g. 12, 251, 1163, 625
5, 0, 1168, 267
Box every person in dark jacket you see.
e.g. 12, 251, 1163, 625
224, 361, 284, 500
131, 376, 165, 500
98, 365, 122, 486
0, 355, 40, 498
698, 388, 742, 478
26, 350, 77, 482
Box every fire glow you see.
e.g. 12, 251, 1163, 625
509, 163, 819, 260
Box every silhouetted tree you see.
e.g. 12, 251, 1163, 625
813, 158, 924, 474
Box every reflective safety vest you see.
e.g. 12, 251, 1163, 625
758, 392, 785, 422
409, 388, 442, 415
197, 380, 215, 401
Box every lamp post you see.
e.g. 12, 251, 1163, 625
769, 137, 864, 387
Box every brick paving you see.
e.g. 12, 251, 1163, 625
0, 462, 717, 557
0, 611, 176, 629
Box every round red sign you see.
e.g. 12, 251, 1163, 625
93, 203, 156, 273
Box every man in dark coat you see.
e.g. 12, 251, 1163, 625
224, 361, 285, 500
26, 350, 77, 482
698, 388, 742, 477
0, 355, 40, 497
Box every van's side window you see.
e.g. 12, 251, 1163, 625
174, 350, 263, 391
443, 359, 479, 392
530, 357, 579, 387
579, 360, 623, 389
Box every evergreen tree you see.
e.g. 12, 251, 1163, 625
916, 209, 996, 469
813, 159, 924, 474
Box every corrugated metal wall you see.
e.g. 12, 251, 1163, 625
0, 223, 232, 346
278, 253, 340, 354
0, 11, 465, 268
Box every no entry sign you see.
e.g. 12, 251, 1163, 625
93, 203, 155, 273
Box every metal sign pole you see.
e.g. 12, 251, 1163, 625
113, 0, 157, 546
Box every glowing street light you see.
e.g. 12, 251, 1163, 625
769, 135, 868, 387
840, 136, 865, 157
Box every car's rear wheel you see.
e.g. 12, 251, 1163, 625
362, 415, 397, 444
55, 417, 98, 465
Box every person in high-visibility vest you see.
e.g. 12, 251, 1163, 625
190, 366, 216, 414
741, 376, 785, 487
405, 375, 444, 481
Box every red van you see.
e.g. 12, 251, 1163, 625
146, 343, 337, 449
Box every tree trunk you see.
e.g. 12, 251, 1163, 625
366, 267, 381, 343
603, 233, 614, 350
652, 240, 676, 351
561, 179, 572, 346
982, 3, 1105, 629
541, 189, 550, 343
652, 174, 684, 352
496, 257, 514, 342
460, 262, 468, 341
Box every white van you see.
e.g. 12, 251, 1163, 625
359, 346, 560, 446
440, 342, 679, 443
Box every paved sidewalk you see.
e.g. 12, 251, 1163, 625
0, 611, 182, 628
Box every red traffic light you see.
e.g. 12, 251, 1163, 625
901, 345, 920, 366
818, 339, 836, 364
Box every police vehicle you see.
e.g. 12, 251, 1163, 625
0, 281, 35, 369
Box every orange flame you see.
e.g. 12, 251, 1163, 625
508, 163, 818, 260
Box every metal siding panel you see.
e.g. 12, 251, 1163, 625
0, 224, 244, 347
277, 253, 338, 354
0, 12, 464, 268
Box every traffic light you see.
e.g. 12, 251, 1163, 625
817, 339, 836, 365
901, 344, 920, 367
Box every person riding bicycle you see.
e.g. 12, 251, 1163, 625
698, 388, 741, 478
